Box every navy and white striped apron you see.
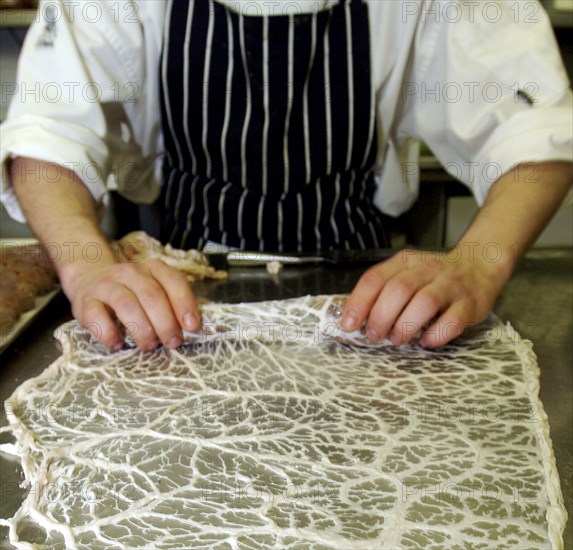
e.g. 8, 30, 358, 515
159, 0, 388, 252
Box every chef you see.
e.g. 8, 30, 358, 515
1, 0, 571, 351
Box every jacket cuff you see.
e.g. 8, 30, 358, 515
0, 116, 110, 222
471, 105, 573, 204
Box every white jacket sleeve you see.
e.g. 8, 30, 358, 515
397, 0, 573, 205
0, 0, 161, 223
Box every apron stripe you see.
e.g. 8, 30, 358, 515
277, 200, 284, 251
369, 220, 380, 249
323, 13, 332, 175
201, 1, 215, 179
180, 174, 200, 247
160, 0, 184, 172
182, 1, 198, 174
283, 14, 294, 196
171, 170, 187, 230
198, 178, 216, 249
307, 14, 328, 187
237, 188, 248, 249
314, 177, 322, 251
302, 12, 318, 186
257, 196, 265, 251
346, 170, 357, 235
219, 181, 232, 234
238, 17, 252, 188
266, 16, 290, 199
330, 174, 341, 245
356, 204, 367, 225
344, 1, 354, 171
262, 16, 270, 196
163, 166, 176, 212
186, 1, 209, 173
328, 5, 349, 176
220, 10, 234, 182
296, 193, 303, 252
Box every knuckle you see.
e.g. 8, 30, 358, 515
81, 302, 101, 323
385, 278, 413, 297
400, 248, 419, 264
138, 286, 165, 306
443, 272, 464, 287
113, 262, 142, 279
464, 295, 479, 313
165, 265, 189, 285
74, 295, 101, 322
167, 271, 189, 290
145, 257, 165, 269
115, 295, 138, 313
359, 268, 385, 288
416, 291, 440, 313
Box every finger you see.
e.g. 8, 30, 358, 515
80, 299, 124, 350
106, 283, 160, 351
389, 286, 447, 345
341, 257, 403, 332
113, 262, 182, 349
148, 259, 201, 332
365, 272, 426, 342
419, 302, 469, 348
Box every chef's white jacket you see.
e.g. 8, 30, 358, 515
1, 0, 571, 223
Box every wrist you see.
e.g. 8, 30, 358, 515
455, 238, 519, 288
55, 240, 117, 285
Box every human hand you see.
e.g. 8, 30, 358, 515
341, 248, 509, 348
60, 257, 200, 351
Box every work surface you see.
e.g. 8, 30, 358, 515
1, 249, 571, 549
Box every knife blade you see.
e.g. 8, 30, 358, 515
226, 249, 398, 267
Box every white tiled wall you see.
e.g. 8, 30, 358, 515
0, 27, 23, 120
0, 27, 32, 237
446, 194, 573, 247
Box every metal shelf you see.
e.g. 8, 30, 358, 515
0, 9, 36, 28
0, 4, 571, 28
546, 7, 573, 27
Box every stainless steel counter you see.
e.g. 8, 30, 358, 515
1, 249, 571, 549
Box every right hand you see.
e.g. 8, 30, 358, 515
60, 257, 200, 351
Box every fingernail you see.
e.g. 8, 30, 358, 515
367, 328, 380, 342
167, 336, 181, 349
341, 309, 359, 331
183, 312, 197, 331
112, 342, 123, 351
145, 339, 160, 351
390, 333, 402, 346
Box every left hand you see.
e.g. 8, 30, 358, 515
341, 248, 507, 347
341, 161, 573, 347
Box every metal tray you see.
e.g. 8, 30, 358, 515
0, 239, 60, 353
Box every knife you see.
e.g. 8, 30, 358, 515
226, 249, 398, 267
